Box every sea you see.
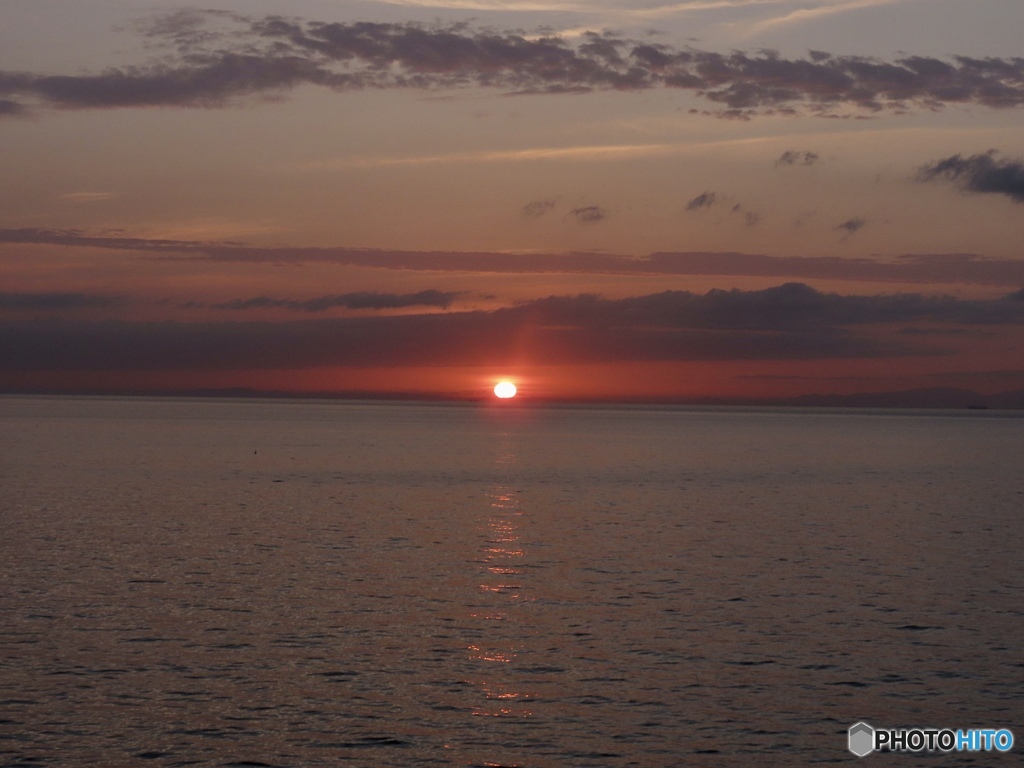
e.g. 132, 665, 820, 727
1, 395, 1021, 767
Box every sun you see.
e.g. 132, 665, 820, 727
493, 381, 517, 399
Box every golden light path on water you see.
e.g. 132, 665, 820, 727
469, 431, 534, 725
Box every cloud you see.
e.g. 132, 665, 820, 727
686, 191, 717, 210
3, 284, 1023, 376
0, 227, 232, 254
0, 98, 27, 116
917, 150, 1024, 203
323, 143, 677, 169
568, 205, 608, 223
728, 201, 761, 225
775, 150, 819, 167
212, 290, 463, 311
641, 251, 1024, 286
0, 56, 333, 111
58, 191, 116, 203
7, 228, 1024, 287
835, 217, 866, 237
744, 0, 916, 36
0, 292, 124, 310
522, 199, 557, 217
4, 13, 1024, 118
370, 0, 780, 13
519, 283, 1024, 331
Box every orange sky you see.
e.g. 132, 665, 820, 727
2, 2, 1024, 403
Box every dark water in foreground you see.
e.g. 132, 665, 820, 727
1, 396, 1021, 767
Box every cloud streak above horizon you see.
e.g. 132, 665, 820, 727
5, 228, 1024, 287
211, 290, 464, 312
2, 11, 1024, 118
0, 292, 125, 311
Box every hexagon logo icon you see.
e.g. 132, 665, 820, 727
849, 722, 875, 757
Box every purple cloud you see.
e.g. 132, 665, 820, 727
3, 14, 1024, 118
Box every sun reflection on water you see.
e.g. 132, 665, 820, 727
466, 434, 536, 722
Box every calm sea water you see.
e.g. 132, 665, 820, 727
1, 396, 1021, 767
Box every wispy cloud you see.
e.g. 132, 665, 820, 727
686, 191, 717, 210
730, 204, 760, 226
58, 191, 116, 203
368, 0, 592, 10
312, 143, 680, 169
372, 0, 793, 15
371, 0, 834, 25
629, 0, 796, 18
522, 199, 557, 217
835, 217, 867, 237
6, 228, 1024, 286
212, 290, 464, 312
775, 150, 819, 167
568, 205, 609, 223
739, 0, 922, 36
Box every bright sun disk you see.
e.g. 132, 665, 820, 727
494, 381, 517, 399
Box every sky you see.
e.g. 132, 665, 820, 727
2, 0, 1024, 402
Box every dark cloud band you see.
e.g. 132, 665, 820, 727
0, 292, 124, 310
3, 13, 1024, 117
1, 284, 1022, 374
